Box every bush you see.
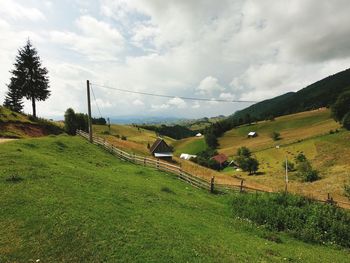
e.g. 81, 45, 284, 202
296, 160, 319, 182
231, 192, 350, 247
121, 135, 127, 140
342, 112, 350, 130
344, 184, 350, 200
271, 131, 281, 141
237, 146, 251, 158
282, 160, 295, 172
295, 153, 307, 163
331, 90, 350, 122
64, 108, 77, 135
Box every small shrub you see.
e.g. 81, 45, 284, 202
282, 160, 295, 172
271, 131, 281, 141
344, 184, 350, 200
295, 153, 307, 163
161, 186, 175, 194
6, 175, 23, 183
121, 135, 127, 140
329, 129, 335, 134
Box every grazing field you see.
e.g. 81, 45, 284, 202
218, 108, 340, 155
218, 108, 350, 203
93, 124, 175, 155
1, 136, 349, 262
172, 137, 207, 155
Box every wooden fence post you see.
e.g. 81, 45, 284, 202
240, 179, 244, 193
143, 158, 146, 166
156, 159, 159, 169
210, 176, 215, 193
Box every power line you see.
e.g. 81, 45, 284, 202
90, 85, 103, 119
90, 83, 258, 103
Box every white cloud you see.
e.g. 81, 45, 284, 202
0, 0, 45, 21
168, 97, 186, 109
196, 76, 224, 96
50, 15, 124, 61
133, 99, 144, 106
219, 92, 236, 101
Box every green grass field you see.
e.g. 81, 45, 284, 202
1, 136, 349, 262
172, 137, 207, 155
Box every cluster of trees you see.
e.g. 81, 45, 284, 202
191, 148, 222, 171
139, 124, 196, 140
331, 90, 350, 130
64, 108, 107, 135
235, 147, 259, 175
3, 40, 50, 118
282, 153, 319, 182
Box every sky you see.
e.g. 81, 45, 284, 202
1, 0, 350, 119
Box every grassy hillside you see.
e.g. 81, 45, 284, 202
0, 106, 62, 138
218, 108, 350, 202
233, 68, 350, 120
219, 108, 340, 155
93, 124, 175, 155
1, 136, 349, 262
172, 137, 207, 155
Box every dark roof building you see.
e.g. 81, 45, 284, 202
150, 138, 173, 159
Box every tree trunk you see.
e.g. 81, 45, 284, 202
32, 97, 36, 118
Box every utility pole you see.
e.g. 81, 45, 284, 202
87, 80, 93, 143
285, 156, 288, 193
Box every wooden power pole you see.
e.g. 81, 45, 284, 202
87, 80, 93, 143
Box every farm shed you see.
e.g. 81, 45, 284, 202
247, 131, 257, 138
211, 153, 228, 168
150, 138, 173, 160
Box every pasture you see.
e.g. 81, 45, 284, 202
0, 136, 349, 262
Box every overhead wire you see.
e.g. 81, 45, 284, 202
90, 83, 258, 104
90, 85, 103, 119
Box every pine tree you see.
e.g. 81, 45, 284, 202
8, 40, 50, 118
3, 81, 23, 112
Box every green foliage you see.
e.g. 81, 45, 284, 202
64, 108, 77, 135
140, 124, 195, 139
6, 40, 50, 117
295, 153, 307, 163
92, 117, 106, 125
3, 83, 23, 112
237, 146, 251, 158
342, 112, 350, 130
282, 160, 295, 172
231, 193, 350, 247
191, 148, 222, 170
204, 130, 218, 148
75, 113, 89, 132
295, 155, 320, 182
121, 135, 127, 140
235, 147, 259, 174
271, 131, 281, 141
331, 90, 350, 122
344, 184, 350, 200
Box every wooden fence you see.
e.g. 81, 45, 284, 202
77, 130, 350, 209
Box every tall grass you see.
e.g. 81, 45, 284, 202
232, 192, 350, 247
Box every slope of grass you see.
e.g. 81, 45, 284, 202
93, 124, 175, 155
219, 108, 340, 155
173, 137, 207, 155
0, 106, 62, 138
1, 136, 349, 262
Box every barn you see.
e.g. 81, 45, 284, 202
211, 153, 228, 168
149, 138, 173, 160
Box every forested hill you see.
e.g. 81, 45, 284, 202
233, 68, 350, 120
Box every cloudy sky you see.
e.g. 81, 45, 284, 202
1, 0, 350, 119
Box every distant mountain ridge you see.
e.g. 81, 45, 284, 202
233, 68, 350, 120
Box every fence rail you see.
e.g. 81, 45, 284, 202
77, 130, 350, 209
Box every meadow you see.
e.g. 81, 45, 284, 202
1, 136, 349, 262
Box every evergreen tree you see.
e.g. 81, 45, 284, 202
8, 40, 50, 118
64, 108, 77, 135
3, 82, 23, 112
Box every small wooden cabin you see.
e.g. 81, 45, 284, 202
149, 138, 173, 160
211, 153, 228, 168
247, 131, 257, 138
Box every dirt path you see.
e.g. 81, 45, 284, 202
0, 138, 16, 144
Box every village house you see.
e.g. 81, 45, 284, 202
211, 153, 228, 168
247, 131, 258, 138
149, 137, 173, 160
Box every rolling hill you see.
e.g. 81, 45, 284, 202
1, 135, 349, 262
218, 108, 350, 203
232, 68, 350, 121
